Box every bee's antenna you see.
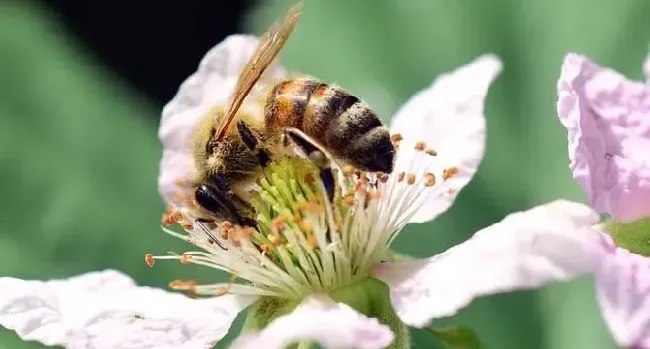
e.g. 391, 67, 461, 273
196, 221, 228, 251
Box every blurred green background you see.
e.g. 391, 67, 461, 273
2, 0, 649, 348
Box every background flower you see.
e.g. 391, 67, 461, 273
557, 53, 650, 223
2, 0, 650, 348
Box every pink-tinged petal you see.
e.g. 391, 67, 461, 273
0, 270, 256, 349
372, 200, 602, 327
388, 55, 502, 223
557, 53, 650, 223
158, 35, 287, 206
596, 247, 650, 349
230, 294, 393, 349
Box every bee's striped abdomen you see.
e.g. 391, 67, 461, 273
264, 78, 395, 173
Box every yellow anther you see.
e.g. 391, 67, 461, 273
443, 167, 459, 180
406, 173, 416, 185
144, 253, 155, 268
180, 253, 192, 264
424, 172, 436, 187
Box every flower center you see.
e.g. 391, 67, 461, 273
147, 134, 458, 299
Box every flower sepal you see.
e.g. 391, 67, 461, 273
606, 218, 650, 257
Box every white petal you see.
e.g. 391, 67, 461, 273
388, 54, 502, 223
230, 294, 393, 349
372, 200, 603, 327
0, 270, 256, 349
158, 35, 287, 206
595, 244, 650, 349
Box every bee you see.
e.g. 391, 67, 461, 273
190, 2, 396, 227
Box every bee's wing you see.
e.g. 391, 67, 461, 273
215, 2, 303, 141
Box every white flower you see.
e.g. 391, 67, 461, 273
0, 35, 611, 349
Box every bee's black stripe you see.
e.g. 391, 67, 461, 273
290, 79, 322, 128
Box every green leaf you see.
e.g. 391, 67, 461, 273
606, 218, 650, 257
426, 326, 486, 349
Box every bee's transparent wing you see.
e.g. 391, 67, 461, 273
215, 2, 302, 141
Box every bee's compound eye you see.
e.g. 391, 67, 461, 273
195, 185, 240, 224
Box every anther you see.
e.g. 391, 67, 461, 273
161, 207, 182, 226
406, 173, 416, 185
268, 234, 284, 246
379, 173, 390, 183
443, 167, 459, 180
414, 141, 426, 151
299, 220, 313, 232
343, 193, 355, 206
447, 188, 458, 194
180, 253, 192, 264
390, 133, 403, 146
342, 165, 355, 177
397, 172, 405, 182
425, 148, 438, 156
272, 217, 286, 232
181, 222, 194, 230
307, 235, 317, 249
424, 172, 436, 187
144, 253, 155, 268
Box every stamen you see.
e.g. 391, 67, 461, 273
342, 165, 355, 177
397, 172, 405, 182
406, 173, 416, 185
161, 207, 182, 226
180, 253, 192, 264
414, 141, 426, 151
390, 133, 403, 147
379, 173, 389, 183
443, 167, 459, 180
144, 253, 155, 268
425, 148, 437, 156
424, 172, 436, 187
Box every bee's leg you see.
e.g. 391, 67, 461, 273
237, 121, 271, 167
283, 127, 337, 202
194, 181, 257, 228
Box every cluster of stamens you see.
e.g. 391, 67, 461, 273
147, 133, 460, 299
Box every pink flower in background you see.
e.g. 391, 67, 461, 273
557, 53, 650, 223
557, 52, 650, 349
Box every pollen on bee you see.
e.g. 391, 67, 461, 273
406, 173, 416, 185
425, 148, 438, 156
443, 167, 459, 180
144, 253, 155, 268
414, 141, 426, 151
424, 172, 436, 187
397, 172, 406, 183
